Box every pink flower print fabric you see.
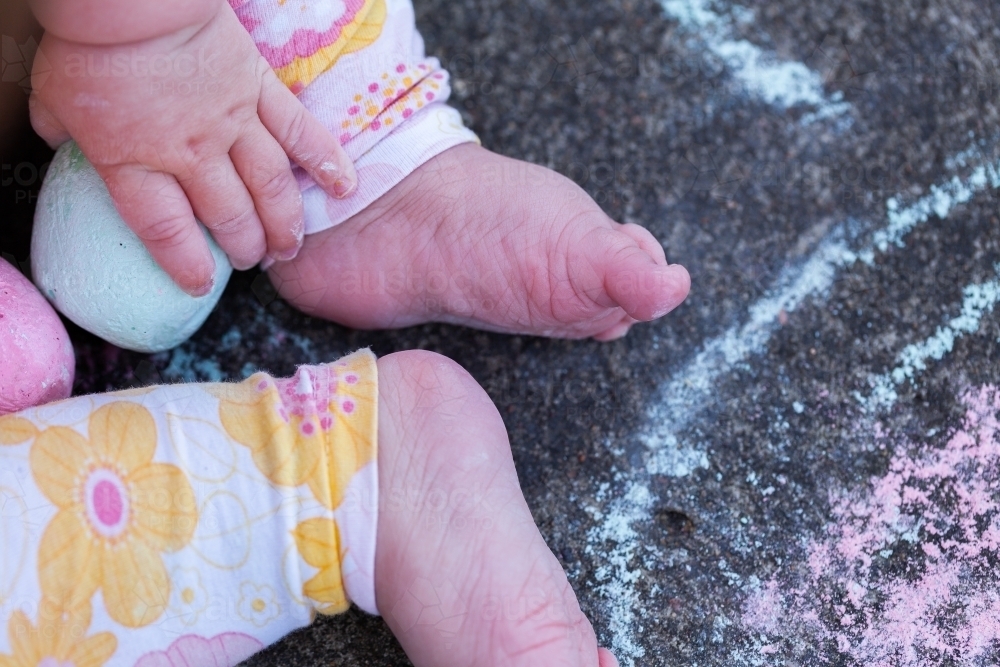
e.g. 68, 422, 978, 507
230, 0, 479, 241
133, 633, 264, 667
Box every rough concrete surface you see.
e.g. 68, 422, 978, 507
3, 0, 1000, 664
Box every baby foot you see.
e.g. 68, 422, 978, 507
375, 351, 619, 666
269, 145, 689, 340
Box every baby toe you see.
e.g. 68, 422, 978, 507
595, 236, 691, 322
575, 225, 690, 323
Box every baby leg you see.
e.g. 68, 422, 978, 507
229, 0, 690, 340
0, 350, 616, 666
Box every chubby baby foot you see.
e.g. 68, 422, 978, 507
375, 351, 619, 666
269, 145, 689, 340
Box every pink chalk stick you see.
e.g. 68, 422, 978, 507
0, 258, 74, 415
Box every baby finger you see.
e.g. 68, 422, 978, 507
257, 67, 358, 200
100, 164, 216, 296
230, 127, 304, 263
180, 157, 268, 271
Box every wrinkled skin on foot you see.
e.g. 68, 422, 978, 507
375, 351, 619, 667
270, 145, 690, 340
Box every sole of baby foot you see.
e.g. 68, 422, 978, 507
375, 351, 617, 666
268, 144, 690, 340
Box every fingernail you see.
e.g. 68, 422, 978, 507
269, 245, 301, 263
334, 178, 357, 199
189, 277, 214, 298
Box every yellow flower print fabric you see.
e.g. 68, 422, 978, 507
0, 350, 379, 667
228, 0, 480, 240
0, 603, 116, 667
207, 350, 376, 511
32, 402, 198, 628
230, 0, 388, 93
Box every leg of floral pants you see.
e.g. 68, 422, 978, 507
0, 350, 378, 667
229, 0, 480, 240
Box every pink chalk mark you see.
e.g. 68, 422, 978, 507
743, 386, 1000, 664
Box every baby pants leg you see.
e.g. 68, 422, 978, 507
229, 0, 480, 237
0, 350, 379, 666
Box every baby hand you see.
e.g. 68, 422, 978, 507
29, 1, 357, 295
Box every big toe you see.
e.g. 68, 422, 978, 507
581, 228, 691, 322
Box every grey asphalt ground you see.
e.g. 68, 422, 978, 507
4, 0, 1000, 665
